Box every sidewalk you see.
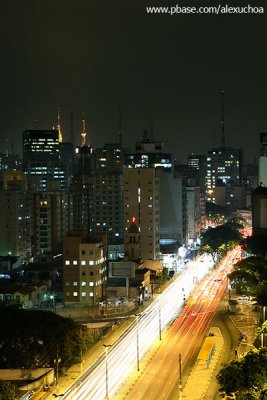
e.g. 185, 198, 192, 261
44, 295, 259, 399
45, 317, 134, 399
228, 300, 259, 355
182, 327, 224, 400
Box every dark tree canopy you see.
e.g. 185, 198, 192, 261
243, 235, 267, 258
200, 223, 242, 262
217, 348, 267, 396
0, 308, 94, 371
0, 381, 17, 400
229, 256, 267, 305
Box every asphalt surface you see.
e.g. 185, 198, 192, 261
44, 292, 258, 400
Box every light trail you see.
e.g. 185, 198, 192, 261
61, 254, 214, 400
123, 245, 242, 400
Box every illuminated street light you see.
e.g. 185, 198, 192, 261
103, 344, 111, 400
50, 294, 56, 312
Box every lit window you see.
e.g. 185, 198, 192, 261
65, 282, 70, 286
82, 292, 86, 297
89, 282, 94, 286
89, 261, 94, 266
65, 260, 70, 265
90, 292, 94, 297
81, 261, 86, 266
73, 282, 78, 286
73, 292, 78, 297
82, 282, 86, 286
73, 260, 78, 265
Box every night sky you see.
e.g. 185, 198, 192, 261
1, 0, 267, 162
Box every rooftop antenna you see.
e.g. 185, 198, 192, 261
57, 107, 63, 143
118, 102, 122, 145
220, 90, 226, 148
5, 139, 9, 156
150, 120, 154, 142
70, 106, 74, 145
81, 112, 87, 147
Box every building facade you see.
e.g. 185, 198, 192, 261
0, 183, 31, 259
22, 130, 67, 192
124, 168, 160, 260
32, 192, 74, 259
206, 146, 244, 208
63, 232, 107, 305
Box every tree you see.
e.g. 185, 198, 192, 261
217, 360, 245, 394
259, 389, 267, 400
243, 235, 267, 258
0, 381, 17, 400
0, 308, 95, 371
236, 392, 258, 400
200, 224, 242, 262
217, 348, 267, 396
229, 256, 267, 305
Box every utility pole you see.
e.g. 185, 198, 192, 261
159, 304, 162, 341
136, 314, 140, 371
179, 353, 182, 399
103, 344, 111, 400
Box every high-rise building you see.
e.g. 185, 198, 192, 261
252, 186, 267, 236
31, 191, 74, 259
0, 171, 31, 259
72, 117, 94, 177
89, 173, 124, 244
125, 131, 172, 171
260, 132, 267, 156
0, 153, 22, 190
88, 143, 126, 244
206, 91, 245, 209
186, 186, 205, 243
63, 232, 107, 305
259, 132, 267, 187
22, 130, 67, 192
158, 170, 187, 244
124, 168, 160, 260
94, 143, 126, 172
0, 153, 22, 172
187, 154, 207, 193
206, 146, 244, 208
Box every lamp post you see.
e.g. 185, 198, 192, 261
135, 313, 141, 371
159, 304, 162, 341
50, 294, 55, 313
178, 353, 182, 400
103, 344, 111, 400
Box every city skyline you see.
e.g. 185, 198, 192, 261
1, 0, 267, 162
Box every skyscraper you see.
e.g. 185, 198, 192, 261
88, 143, 125, 245
22, 130, 67, 191
124, 168, 160, 260
125, 130, 172, 171
0, 171, 31, 259
259, 132, 267, 187
206, 146, 244, 208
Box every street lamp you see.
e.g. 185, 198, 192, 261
158, 304, 162, 341
50, 294, 56, 312
103, 344, 111, 400
178, 353, 182, 400
135, 313, 141, 371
